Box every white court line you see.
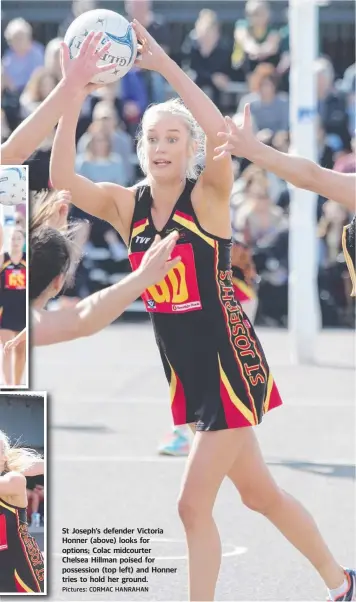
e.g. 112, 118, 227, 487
55, 540, 247, 561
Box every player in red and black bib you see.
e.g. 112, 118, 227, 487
0, 494, 44, 593
0, 431, 45, 594
129, 180, 280, 430
51, 20, 350, 602
0, 228, 26, 385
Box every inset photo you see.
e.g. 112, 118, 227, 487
0, 392, 46, 594
0, 166, 28, 388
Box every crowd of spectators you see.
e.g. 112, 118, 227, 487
1, 0, 355, 326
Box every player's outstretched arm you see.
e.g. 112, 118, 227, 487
132, 20, 233, 200
214, 105, 356, 212
1, 31, 115, 166
33, 232, 180, 346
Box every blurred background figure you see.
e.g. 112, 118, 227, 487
231, 0, 281, 81
43, 38, 63, 84
58, 0, 97, 37
2, 18, 44, 93
20, 67, 57, 118
315, 57, 351, 153
76, 126, 127, 186
182, 9, 231, 111
77, 100, 134, 186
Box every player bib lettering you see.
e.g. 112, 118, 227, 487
5, 268, 26, 290
129, 243, 202, 313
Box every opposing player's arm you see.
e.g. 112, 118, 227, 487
21, 461, 44, 477
250, 143, 356, 212
1, 32, 115, 166
0, 472, 26, 496
50, 93, 135, 238
215, 107, 356, 212
133, 21, 234, 202
33, 233, 179, 346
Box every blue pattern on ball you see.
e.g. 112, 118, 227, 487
105, 24, 135, 64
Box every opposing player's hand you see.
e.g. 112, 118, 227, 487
138, 231, 180, 288
132, 20, 167, 72
214, 105, 257, 160
60, 31, 115, 91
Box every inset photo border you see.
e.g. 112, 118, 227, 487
0, 391, 47, 595
0, 165, 29, 389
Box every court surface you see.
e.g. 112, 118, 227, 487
27, 324, 355, 601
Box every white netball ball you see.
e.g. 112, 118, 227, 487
64, 9, 138, 84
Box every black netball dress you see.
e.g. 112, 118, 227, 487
342, 215, 356, 296
0, 252, 26, 332
0, 496, 44, 593
128, 180, 282, 431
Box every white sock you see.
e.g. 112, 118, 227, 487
328, 576, 348, 600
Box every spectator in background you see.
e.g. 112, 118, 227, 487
125, 0, 170, 103
120, 68, 149, 136
2, 18, 44, 93
1, 66, 21, 132
315, 57, 351, 152
276, 13, 290, 92
77, 100, 134, 185
340, 65, 355, 137
334, 134, 356, 174
248, 67, 289, 133
231, 0, 281, 80
20, 67, 57, 118
75, 126, 127, 186
318, 199, 351, 326
58, 0, 96, 38
182, 10, 232, 111
44, 37, 63, 83
238, 173, 289, 325
237, 62, 276, 110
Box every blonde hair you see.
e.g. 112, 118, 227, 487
0, 430, 42, 474
137, 98, 205, 180
30, 190, 65, 232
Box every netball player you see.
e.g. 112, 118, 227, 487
1, 31, 113, 166
158, 239, 258, 456
0, 228, 26, 385
50, 20, 354, 602
214, 107, 356, 296
0, 430, 44, 593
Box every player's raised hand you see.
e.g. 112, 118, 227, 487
132, 20, 167, 72
60, 31, 115, 90
138, 231, 181, 288
214, 104, 256, 160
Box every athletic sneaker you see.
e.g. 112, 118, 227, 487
328, 569, 356, 601
158, 428, 190, 456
